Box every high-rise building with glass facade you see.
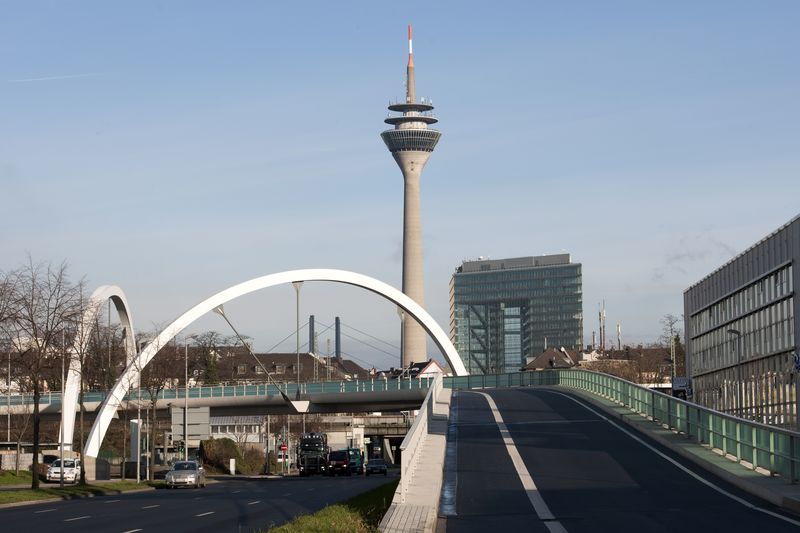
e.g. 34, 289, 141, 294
684, 214, 799, 429
449, 254, 583, 374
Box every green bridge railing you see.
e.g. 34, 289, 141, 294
444, 369, 800, 483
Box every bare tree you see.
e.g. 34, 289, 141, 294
4, 259, 82, 489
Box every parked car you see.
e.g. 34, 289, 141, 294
46, 458, 81, 483
365, 458, 388, 476
165, 461, 206, 489
327, 450, 350, 476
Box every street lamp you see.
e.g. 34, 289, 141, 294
183, 336, 194, 461
727, 329, 743, 417
7, 350, 10, 443
293, 282, 303, 388
60, 328, 66, 488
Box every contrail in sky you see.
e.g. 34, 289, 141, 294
8, 73, 99, 83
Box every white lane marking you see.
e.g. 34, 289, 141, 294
247, 500, 261, 505
196, 511, 214, 517
64, 515, 91, 522
232, 490, 241, 493
471, 391, 567, 533
105, 499, 120, 504
142, 504, 160, 509
34, 508, 57, 513
122, 530, 143, 533
543, 390, 800, 528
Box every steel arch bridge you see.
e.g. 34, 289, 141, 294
79, 269, 467, 458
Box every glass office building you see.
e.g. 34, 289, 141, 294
684, 214, 799, 429
449, 254, 583, 374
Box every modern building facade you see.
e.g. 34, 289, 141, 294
449, 254, 583, 374
381, 25, 441, 367
684, 215, 799, 429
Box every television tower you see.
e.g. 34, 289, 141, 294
381, 25, 441, 368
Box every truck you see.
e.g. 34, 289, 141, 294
345, 447, 364, 475
297, 432, 328, 476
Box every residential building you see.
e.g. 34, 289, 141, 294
449, 254, 583, 374
684, 214, 799, 429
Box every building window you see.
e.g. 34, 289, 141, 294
255, 366, 265, 374
275, 364, 285, 374
237, 364, 248, 375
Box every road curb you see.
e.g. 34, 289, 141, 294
0, 486, 155, 509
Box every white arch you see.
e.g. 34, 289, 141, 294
84, 269, 466, 457
62, 286, 137, 451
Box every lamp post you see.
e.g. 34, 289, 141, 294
60, 328, 65, 488
7, 350, 10, 443
727, 329, 743, 417
183, 336, 192, 461
293, 282, 303, 388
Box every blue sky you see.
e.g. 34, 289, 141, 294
2, 1, 798, 369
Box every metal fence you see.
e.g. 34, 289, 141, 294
443, 369, 800, 483
2, 375, 435, 407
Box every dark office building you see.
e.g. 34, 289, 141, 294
684, 214, 799, 429
449, 254, 583, 374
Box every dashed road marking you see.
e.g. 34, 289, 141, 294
64, 515, 91, 522
122, 530, 143, 533
247, 500, 261, 505
105, 499, 120, 504
34, 508, 56, 514
196, 511, 215, 517
142, 504, 160, 509
232, 490, 241, 493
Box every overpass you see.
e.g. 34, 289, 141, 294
381, 369, 800, 532
0, 376, 436, 417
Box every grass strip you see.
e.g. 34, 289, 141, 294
0, 480, 162, 505
267, 479, 399, 533
0, 470, 32, 485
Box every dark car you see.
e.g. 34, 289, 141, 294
327, 450, 350, 476
365, 458, 388, 476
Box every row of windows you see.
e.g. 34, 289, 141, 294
380, 128, 441, 152
691, 297, 795, 375
237, 364, 299, 375
691, 265, 793, 335
454, 267, 581, 282
212, 424, 262, 433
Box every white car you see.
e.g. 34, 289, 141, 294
46, 458, 81, 483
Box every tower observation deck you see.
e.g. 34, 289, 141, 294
381, 25, 441, 368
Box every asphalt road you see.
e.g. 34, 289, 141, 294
440, 388, 800, 533
0, 474, 396, 533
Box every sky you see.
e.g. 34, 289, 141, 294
2, 1, 798, 370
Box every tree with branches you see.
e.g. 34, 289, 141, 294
3, 259, 83, 489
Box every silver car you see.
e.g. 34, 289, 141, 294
165, 461, 206, 489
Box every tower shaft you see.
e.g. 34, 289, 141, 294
381, 24, 441, 369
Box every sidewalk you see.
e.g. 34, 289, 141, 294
380, 387, 452, 533
562, 386, 800, 516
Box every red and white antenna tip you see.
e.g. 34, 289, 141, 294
407, 24, 414, 67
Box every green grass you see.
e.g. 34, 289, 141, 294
0, 470, 32, 485
266, 479, 399, 533
0, 479, 161, 505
